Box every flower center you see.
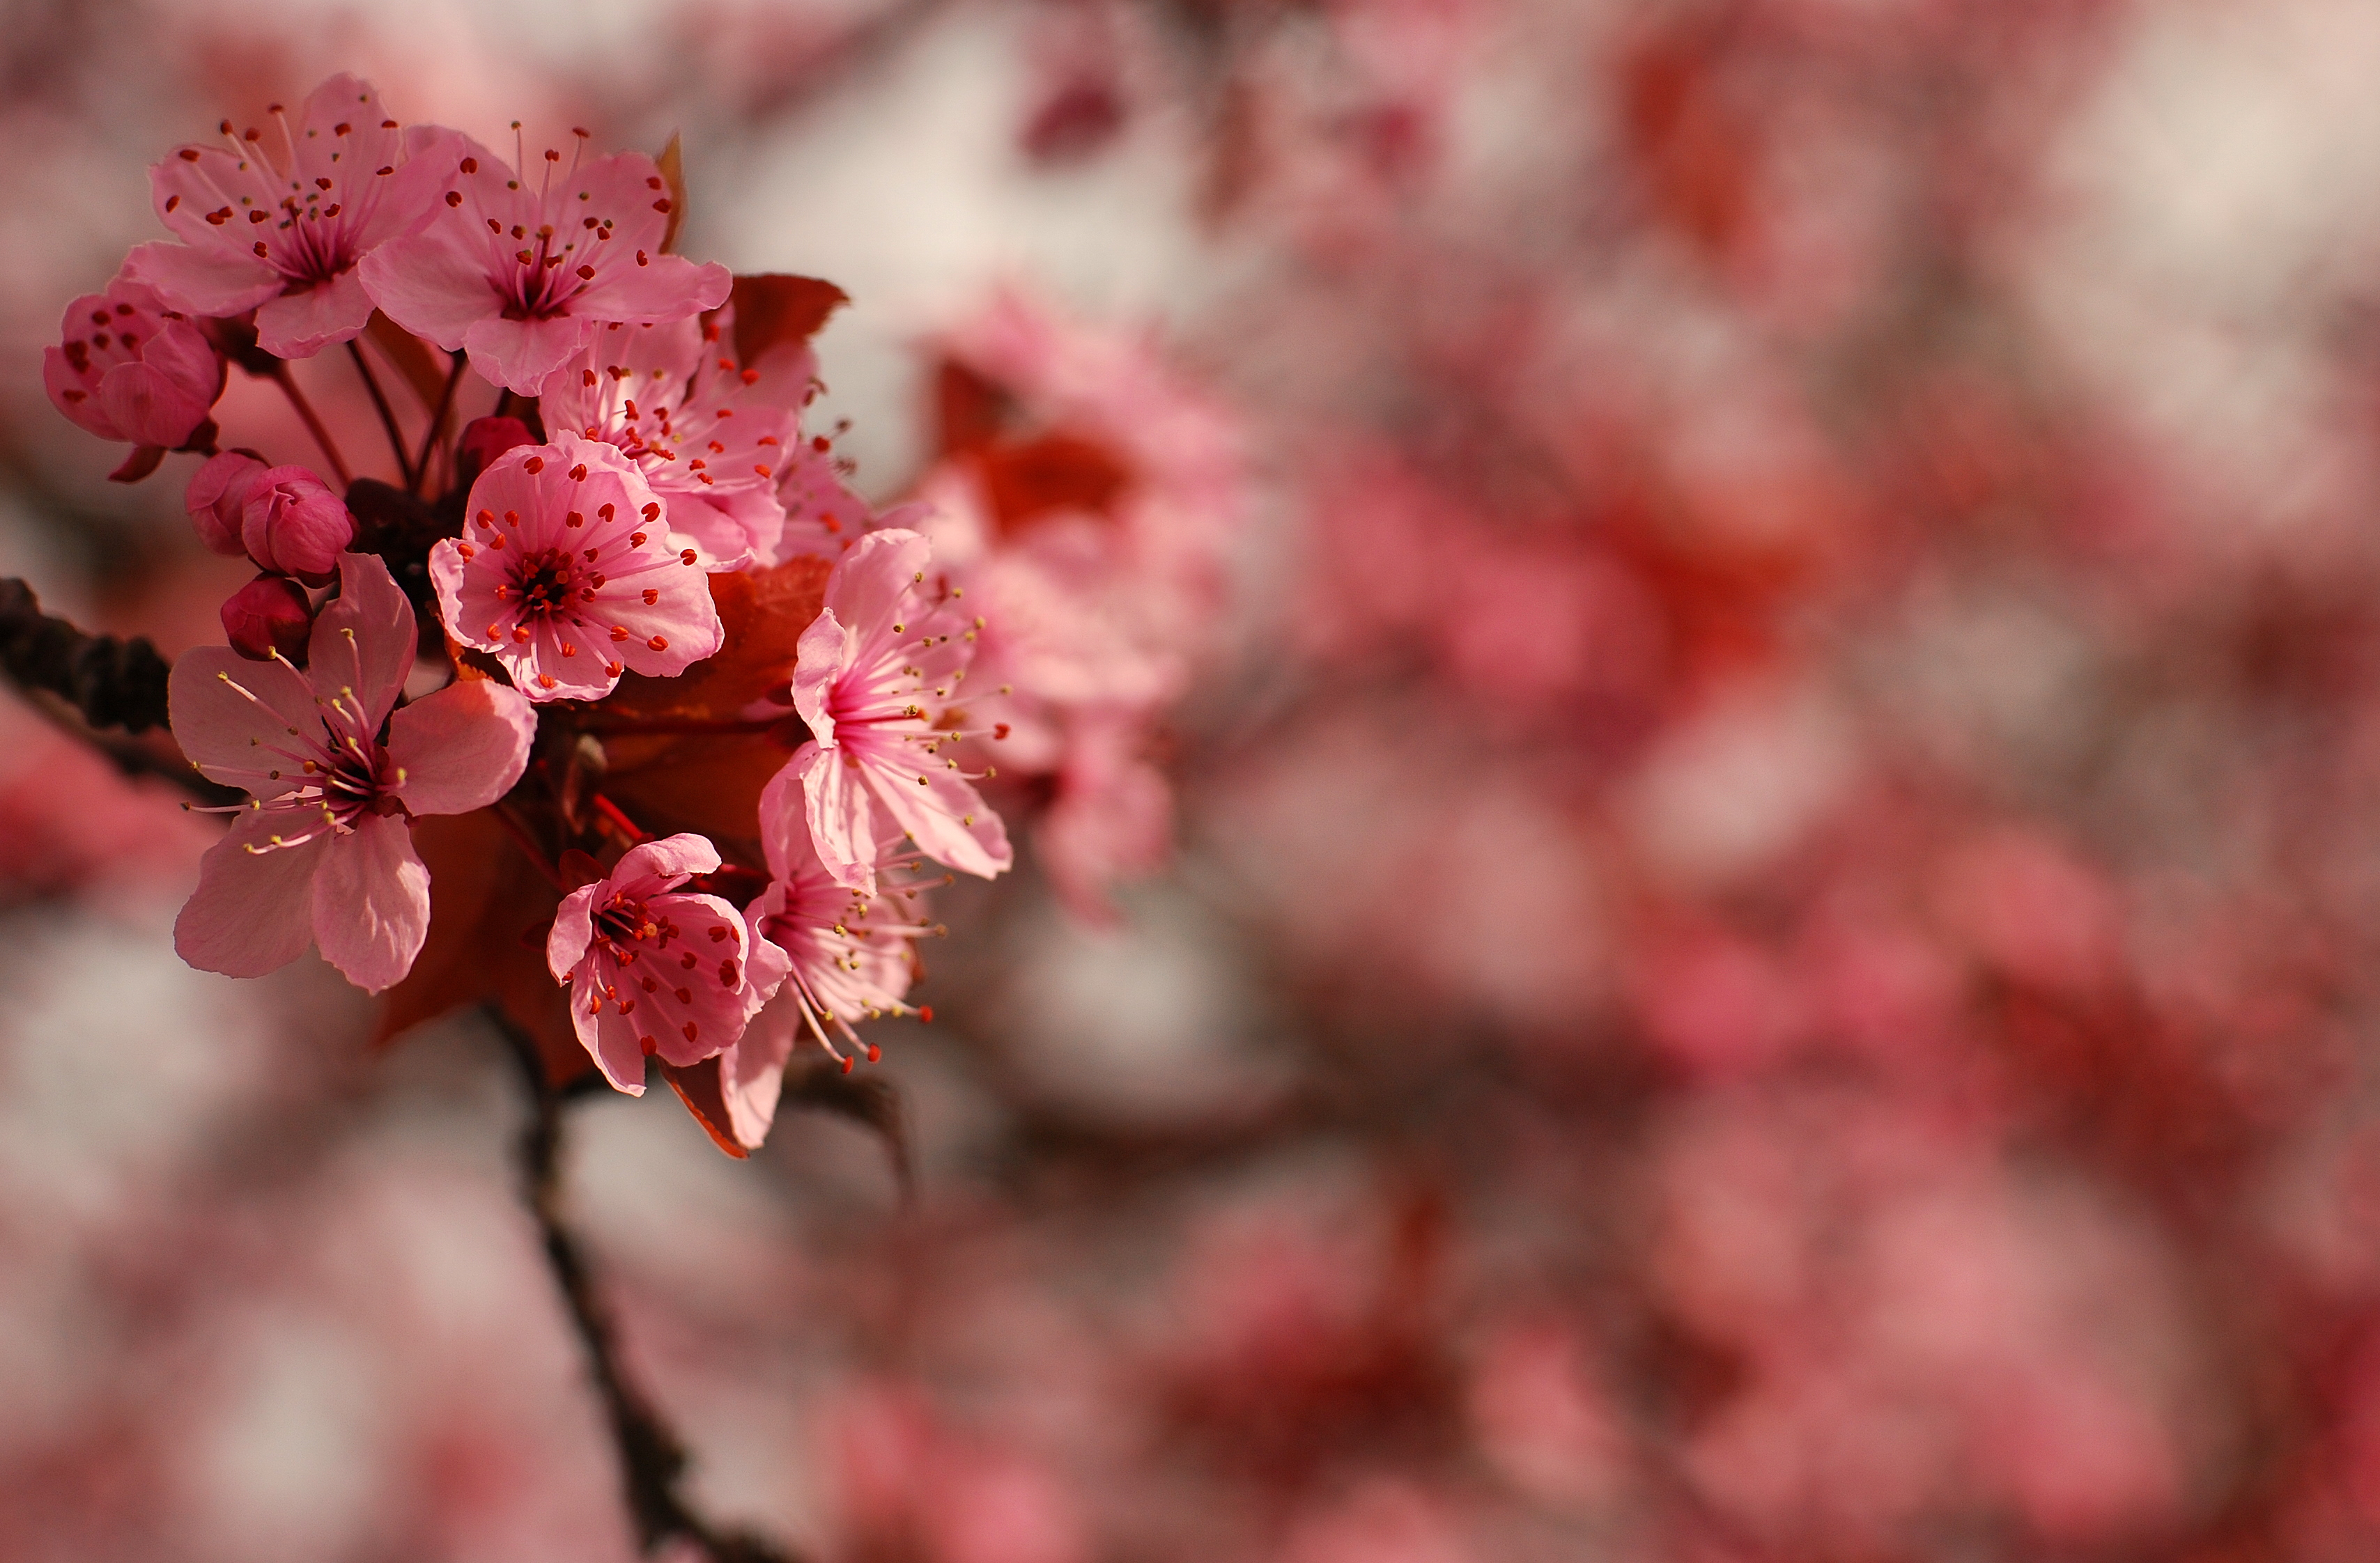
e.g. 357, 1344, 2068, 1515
594, 894, 678, 965
509, 548, 580, 620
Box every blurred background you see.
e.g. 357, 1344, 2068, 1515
8, 0, 2380, 1557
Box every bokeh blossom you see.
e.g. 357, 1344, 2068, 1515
42, 275, 222, 450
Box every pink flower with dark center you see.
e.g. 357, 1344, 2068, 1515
361, 133, 729, 395
170, 552, 537, 992
546, 834, 790, 1096
765, 529, 1012, 893
717, 768, 943, 1146
240, 465, 355, 584
542, 316, 800, 567
428, 434, 725, 701
123, 75, 461, 360
42, 276, 222, 448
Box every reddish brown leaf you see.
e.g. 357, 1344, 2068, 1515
601, 554, 830, 723
376, 809, 590, 1089
108, 444, 167, 484
655, 132, 686, 255
603, 728, 797, 850
364, 310, 448, 409
727, 274, 849, 368
660, 1057, 750, 1158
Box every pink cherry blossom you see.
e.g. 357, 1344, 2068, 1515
428, 434, 725, 702
545, 834, 790, 1096
186, 450, 268, 554
42, 276, 222, 448
240, 466, 355, 584
170, 552, 537, 993
122, 75, 461, 360
776, 437, 899, 561
541, 316, 801, 567
1035, 710, 1172, 925
219, 575, 314, 663
766, 529, 1012, 894
717, 768, 939, 1147
360, 135, 729, 395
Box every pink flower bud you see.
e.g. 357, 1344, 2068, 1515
221, 574, 314, 664
240, 466, 355, 586
456, 415, 537, 487
185, 450, 269, 557
42, 275, 224, 449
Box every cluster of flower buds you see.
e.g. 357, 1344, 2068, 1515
45, 75, 1012, 1153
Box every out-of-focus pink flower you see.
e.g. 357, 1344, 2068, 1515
775, 436, 884, 560
185, 449, 269, 555
42, 276, 222, 448
545, 834, 788, 1096
720, 768, 936, 1144
769, 529, 1012, 892
428, 435, 724, 701
123, 75, 460, 360
1035, 710, 1169, 924
361, 137, 729, 394
541, 316, 801, 568
240, 465, 355, 584
170, 552, 537, 992
219, 574, 314, 664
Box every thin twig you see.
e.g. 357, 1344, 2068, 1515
412, 351, 468, 497
270, 366, 352, 488
490, 1009, 802, 1563
346, 341, 417, 491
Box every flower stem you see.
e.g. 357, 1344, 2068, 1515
411, 352, 468, 498
346, 341, 416, 491
269, 366, 352, 489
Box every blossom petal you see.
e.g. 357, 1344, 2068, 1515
863, 751, 1013, 880
463, 313, 593, 397
174, 807, 327, 978
719, 1003, 796, 1149
121, 238, 282, 320
612, 833, 722, 896
825, 529, 936, 636
360, 226, 502, 352
309, 811, 431, 993
309, 552, 416, 731
169, 646, 324, 798
254, 270, 376, 359
43, 346, 123, 442
385, 678, 536, 816
548, 884, 598, 982
572, 254, 732, 328
578, 989, 653, 1096
789, 607, 850, 746
791, 741, 879, 893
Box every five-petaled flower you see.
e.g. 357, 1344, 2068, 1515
43, 275, 222, 449
718, 768, 941, 1146
428, 434, 726, 701
123, 75, 460, 360
361, 134, 729, 394
546, 834, 790, 1096
169, 552, 537, 992
542, 316, 800, 568
768, 529, 1013, 894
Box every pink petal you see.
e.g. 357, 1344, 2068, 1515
463, 313, 595, 396
174, 807, 327, 978
825, 529, 936, 637
758, 763, 808, 881
575, 984, 652, 1096
385, 678, 536, 816
309, 552, 416, 731
720, 990, 797, 1149
169, 646, 323, 797
613, 833, 722, 895
548, 884, 598, 982
360, 226, 501, 352
637, 890, 758, 1066
121, 237, 281, 319
309, 811, 431, 993
353, 125, 467, 250
573, 255, 732, 328
43, 345, 122, 442
789, 607, 850, 745
253, 270, 376, 359
792, 741, 880, 893
863, 749, 1013, 881
98, 322, 215, 449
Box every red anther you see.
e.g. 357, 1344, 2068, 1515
179, 149, 200, 161
569, 463, 587, 481
566, 511, 584, 528
866, 1044, 882, 1063
582, 368, 598, 387
630, 531, 649, 547
641, 501, 661, 521
647, 634, 669, 651
315, 177, 333, 190
680, 548, 698, 566
642, 589, 659, 605
598, 503, 616, 520
536, 673, 557, 688
918, 1006, 934, 1024
576, 265, 596, 280
334, 121, 352, 135
446, 191, 462, 206
719, 959, 739, 985
840, 1056, 855, 1075
610, 625, 630, 641
640, 1034, 659, 1057
994, 724, 1010, 740
813, 436, 830, 451
741, 369, 760, 386
681, 1019, 697, 1039
636, 250, 649, 266
461, 156, 479, 173
524, 457, 544, 474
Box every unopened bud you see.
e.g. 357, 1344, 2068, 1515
240, 465, 355, 585
456, 416, 536, 488
221, 574, 314, 663
185, 449, 268, 556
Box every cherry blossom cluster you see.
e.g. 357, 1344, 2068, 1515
45, 75, 1016, 1151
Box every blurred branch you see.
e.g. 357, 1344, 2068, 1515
491, 1007, 804, 1563
0, 577, 171, 733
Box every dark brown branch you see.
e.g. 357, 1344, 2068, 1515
411, 352, 468, 498
0, 577, 172, 733
346, 341, 417, 491
490, 1007, 801, 1563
